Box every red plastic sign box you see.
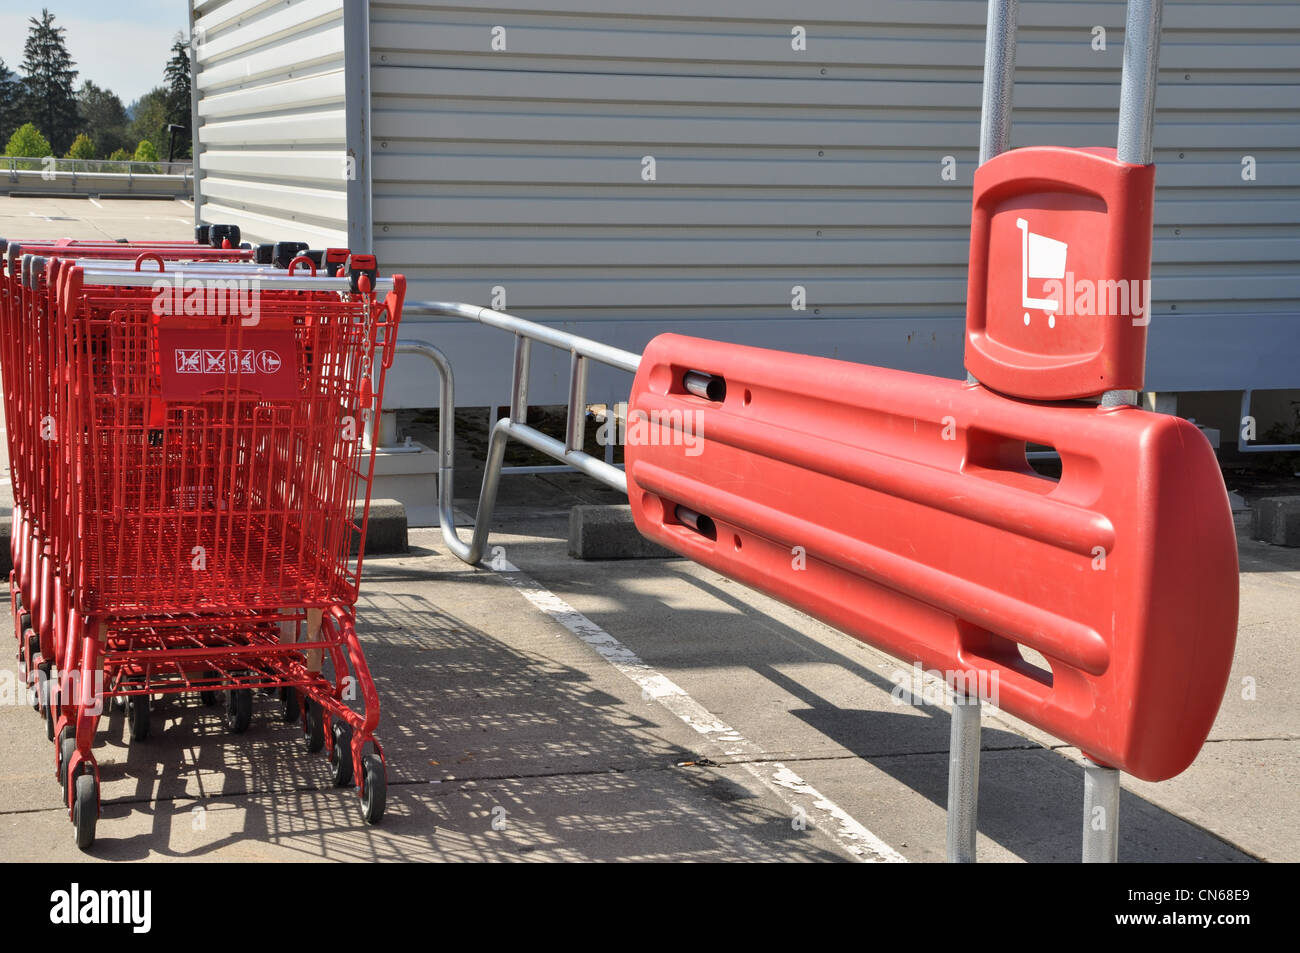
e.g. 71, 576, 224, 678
965, 146, 1156, 400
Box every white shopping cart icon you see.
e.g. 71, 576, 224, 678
1017, 217, 1067, 328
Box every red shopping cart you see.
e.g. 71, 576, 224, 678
2, 236, 403, 848
2, 237, 257, 730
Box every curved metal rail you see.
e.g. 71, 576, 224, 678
398, 301, 641, 565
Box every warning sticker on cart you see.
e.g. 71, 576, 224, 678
157, 327, 299, 400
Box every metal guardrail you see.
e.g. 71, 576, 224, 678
397, 301, 641, 566
2, 157, 193, 197
4, 156, 193, 176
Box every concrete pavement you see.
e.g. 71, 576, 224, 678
0, 195, 1292, 863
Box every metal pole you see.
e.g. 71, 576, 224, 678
978, 0, 1020, 166
566, 352, 588, 452
1103, 0, 1164, 408
1116, 0, 1164, 166
968, 0, 1019, 385
946, 693, 981, 862
1082, 758, 1121, 862
510, 335, 532, 421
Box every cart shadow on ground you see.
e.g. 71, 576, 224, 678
53, 566, 848, 862
5, 525, 1264, 862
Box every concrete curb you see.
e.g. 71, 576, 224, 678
569, 504, 675, 560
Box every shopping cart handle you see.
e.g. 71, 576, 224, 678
287, 255, 317, 276
349, 254, 378, 294
133, 253, 165, 273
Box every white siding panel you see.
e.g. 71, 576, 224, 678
368, 0, 1300, 405
192, 0, 349, 245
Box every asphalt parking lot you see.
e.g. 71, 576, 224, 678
0, 197, 1295, 862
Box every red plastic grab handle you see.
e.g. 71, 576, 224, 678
133, 253, 165, 272
287, 255, 317, 277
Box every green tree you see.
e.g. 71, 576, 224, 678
163, 33, 191, 159
127, 87, 168, 162
77, 80, 129, 158
132, 139, 158, 162
4, 122, 53, 169
21, 9, 80, 154
108, 147, 129, 162
0, 59, 20, 145
66, 132, 94, 159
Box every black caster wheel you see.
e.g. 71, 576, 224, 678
19, 612, 31, 634
58, 729, 75, 800
224, 688, 252, 734
25, 631, 39, 710
303, 699, 324, 753
199, 670, 219, 706
280, 687, 300, 723
329, 721, 354, 787
127, 694, 150, 742
360, 753, 386, 824
73, 774, 97, 850
41, 667, 54, 741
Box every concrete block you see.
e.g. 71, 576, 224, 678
569, 505, 675, 560
355, 498, 408, 555
1251, 496, 1300, 547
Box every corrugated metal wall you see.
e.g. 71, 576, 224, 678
368, 0, 1299, 408
192, 0, 353, 247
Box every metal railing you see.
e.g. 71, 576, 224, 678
398, 301, 641, 565
4, 156, 193, 177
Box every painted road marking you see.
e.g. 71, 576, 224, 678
494, 563, 907, 863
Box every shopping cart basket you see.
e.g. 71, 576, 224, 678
3, 241, 402, 848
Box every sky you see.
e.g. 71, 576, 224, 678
0, 1, 189, 107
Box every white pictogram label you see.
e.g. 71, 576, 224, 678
1017, 217, 1068, 329
175, 348, 284, 375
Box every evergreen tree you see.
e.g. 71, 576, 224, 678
163, 34, 192, 160
0, 59, 20, 145
77, 80, 129, 158
21, 9, 80, 155
128, 87, 169, 161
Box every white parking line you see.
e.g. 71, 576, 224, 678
494, 563, 907, 863
88, 197, 103, 210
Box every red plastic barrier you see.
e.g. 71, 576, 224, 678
965, 146, 1156, 400
625, 334, 1238, 782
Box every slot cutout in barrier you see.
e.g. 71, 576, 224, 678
674, 505, 717, 541
683, 371, 726, 402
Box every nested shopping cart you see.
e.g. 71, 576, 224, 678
2, 236, 254, 719
2, 233, 402, 848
